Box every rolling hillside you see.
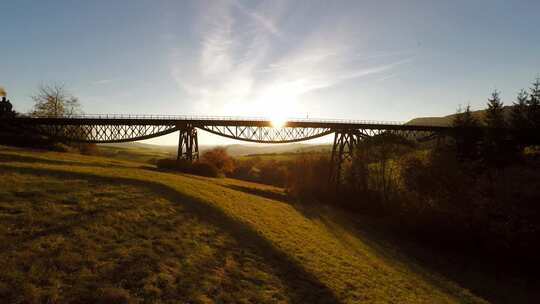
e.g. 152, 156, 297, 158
0, 145, 492, 303
406, 106, 515, 126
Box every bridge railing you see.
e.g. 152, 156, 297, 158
22, 113, 405, 126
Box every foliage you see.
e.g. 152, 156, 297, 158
526, 78, 540, 128
285, 132, 540, 275
200, 147, 235, 176
452, 104, 479, 128
156, 158, 220, 177
31, 84, 81, 117
287, 155, 331, 199
77, 143, 101, 155
231, 156, 293, 187
510, 89, 529, 130
158, 148, 240, 178
485, 90, 506, 128
451, 105, 482, 159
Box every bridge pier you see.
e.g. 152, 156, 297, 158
177, 125, 199, 162
330, 130, 361, 185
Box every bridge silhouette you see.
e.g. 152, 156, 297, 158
9, 114, 452, 182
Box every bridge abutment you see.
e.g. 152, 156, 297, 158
177, 125, 199, 162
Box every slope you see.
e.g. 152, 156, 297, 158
0, 145, 486, 303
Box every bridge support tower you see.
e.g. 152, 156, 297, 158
330, 130, 361, 186
177, 125, 199, 162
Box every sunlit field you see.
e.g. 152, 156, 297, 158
0, 145, 489, 303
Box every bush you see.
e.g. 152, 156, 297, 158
200, 147, 235, 176
50, 142, 75, 153
97, 287, 136, 304
231, 158, 257, 181
258, 160, 289, 187
287, 155, 331, 200
191, 162, 220, 177
156, 158, 219, 177
77, 143, 100, 155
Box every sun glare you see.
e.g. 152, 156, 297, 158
271, 116, 287, 128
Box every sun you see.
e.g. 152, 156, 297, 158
270, 116, 288, 128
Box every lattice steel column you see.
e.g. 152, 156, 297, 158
329, 130, 360, 185
177, 125, 199, 162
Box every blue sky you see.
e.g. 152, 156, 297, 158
1, 0, 539, 145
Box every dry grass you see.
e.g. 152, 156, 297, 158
0, 145, 487, 303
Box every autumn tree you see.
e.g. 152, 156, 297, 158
200, 147, 235, 176
31, 84, 81, 117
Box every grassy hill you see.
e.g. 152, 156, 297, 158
0, 145, 494, 303
406, 106, 515, 126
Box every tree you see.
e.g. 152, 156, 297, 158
509, 89, 532, 151
510, 89, 529, 130
483, 90, 514, 168
485, 90, 506, 128
200, 147, 235, 176
452, 105, 481, 159
31, 84, 81, 117
526, 78, 540, 128
452, 104, 479, 128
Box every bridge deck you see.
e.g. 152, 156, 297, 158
9, 115, 451, 131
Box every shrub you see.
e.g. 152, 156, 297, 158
97, 287, 136, 304
191, 162, 220, 177
156, 158, 191, 171
50, 142, 74, 153
258, 160, 289, 187
231, 159, 257, 181
201, 147, 235, 176
156, 158, 219, 177
78, 143, 100, 155
286, 155, 331, 200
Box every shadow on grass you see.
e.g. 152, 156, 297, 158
291, 201, 540, 304
224, 184, 291, 203
0, 152, 134, 170
0, 165, 341, 304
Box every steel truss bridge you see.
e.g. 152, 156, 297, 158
7, 114, 452, 183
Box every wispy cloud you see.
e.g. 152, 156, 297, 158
92, 79, 117, 85
171, 1, 412, 118
232, 0, 281, 37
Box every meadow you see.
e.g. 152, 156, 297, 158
0, 145, 502, 303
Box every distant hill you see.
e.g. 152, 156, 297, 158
406, 106, 515, 126
224, 143, 331, 156
100, 142, 331, 158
